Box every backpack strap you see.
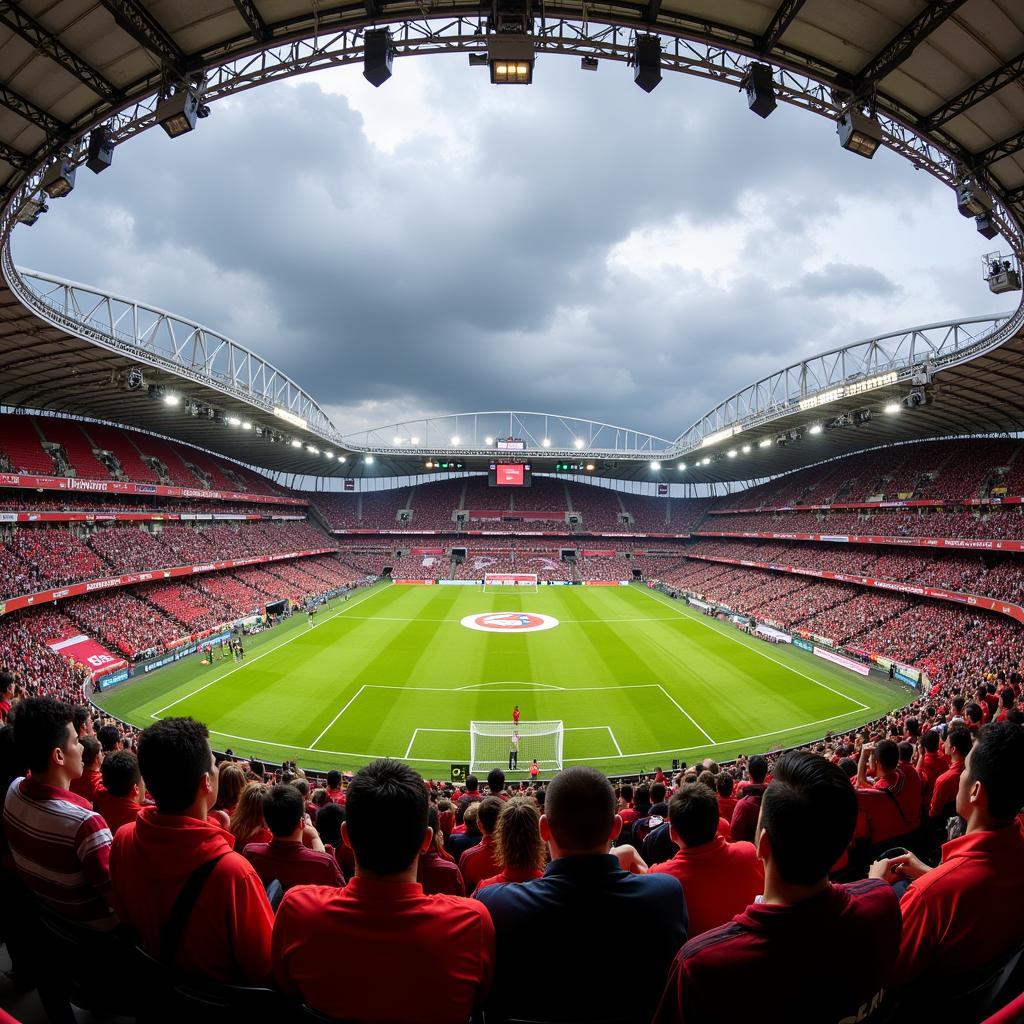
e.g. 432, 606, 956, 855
159, 853, 229, 964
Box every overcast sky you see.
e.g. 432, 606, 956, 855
14, 53, 1010, 442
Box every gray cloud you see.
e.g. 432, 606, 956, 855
12, 54, 1008, 441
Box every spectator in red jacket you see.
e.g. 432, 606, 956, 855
109, 717, 274, 984
272, 758, 495, 1021
68, 735, 102, 802
715, 772, 738, 823
243, 783, 343, 893
871, 722, 1024, 989
417, 805, 465, 896
650, 783, 764, 938
929, 726, 972, 820
655, 751, 900, 1024
730, 754, 769, 843
93, 750, 146, 833
460, 795, 503, 892
916, 729, 949, 803
475, 795, 546, 892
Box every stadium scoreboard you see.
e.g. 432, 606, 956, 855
489, 461, 531, 487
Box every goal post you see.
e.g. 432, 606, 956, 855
470, 720, 563, 772
483, 572, 539, 594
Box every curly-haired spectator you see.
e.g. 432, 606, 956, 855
474, 795, 546, 892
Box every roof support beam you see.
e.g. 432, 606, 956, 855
976, 128, 1024, 168
923, 50, 1024, 130
231, 0, 270, 43
854, 0, 969, 92
0, 139, 31, 170
97, 0, 187, 76
0, 82, 68, 139
1005, 185, 1024, 206
0, 3, 122, 103
757, 0, 806, 52
645, 0, 662, 23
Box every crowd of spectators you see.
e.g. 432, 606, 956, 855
65, 591, 183, 660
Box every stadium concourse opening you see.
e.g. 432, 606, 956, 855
2, 1, 1024, 1022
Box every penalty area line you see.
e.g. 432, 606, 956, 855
655, 684, 715, 745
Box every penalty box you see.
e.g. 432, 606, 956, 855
312, 682, 710, 763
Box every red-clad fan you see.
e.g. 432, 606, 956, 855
68, 735, 102, 803
272, 758, 495, 1022
871, 722, 1024, 989
928, 726, 972, 821
655, 751, 900, 1024
93, 749, 148, 833
730, 754, 769, 843
650, 783, 764, 938
459, 796, 503, 892
110, 717, 274, 984
474, 796, 546, 892
417, 806, 466, 896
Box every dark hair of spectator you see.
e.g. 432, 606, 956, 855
345, 758, 429, 874
948, 726, 973, 757
316, 802, 345, 848
137, 717, 213, 815
668, 783, 719, 848
101, 749, 141, 797
748, 755, 769, 783
966, 722, 1024, 822
620, 784, 634, 803
651, 782, 667, 803
544, 766, 616, 851
897, 741, 914, 762
71, 705, 92, 736
80, 734, 101, 769
493, 796, 545, 872
760, 751, 857, 886
715, 772, 734, 797
263, 782, 305, 838
875, 739, 899, 772
465, 774, 479, 791
922, 730, 940, 753
487, 768, 506, 794
11, 696, 75, 776
326, 769, 342, 789
965, 702, 984, 725
478, 795, 504, 833
96, 723, 121, 752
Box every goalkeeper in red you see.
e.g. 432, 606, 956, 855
513, 705, 520, 726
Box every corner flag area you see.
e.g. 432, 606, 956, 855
95, 582, 910, 776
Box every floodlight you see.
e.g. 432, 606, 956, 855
227, 416, 241, 426
741, 444, 751, 453
581, 56, 599, 71
574, 438, 584, 449
393, 436, 403, 445
487, 35, 534, 85
809, 423, 823, 434
744, 63, 776, 119
650, 461, 661, 470
156, 89, 201, 138
468, 53, 489, 67
679, 462, 686, 470
291, 439, 303, 448
307, 445, 319, 454
17, 196, 48, 225
957, 180, 992, 219
976, 214, 999, 240
87, 126, 114, 174
837, 108, 882, 158
485, 436, 494, 445
163, 393, 180, 406
542, 438, 551, 447
727, 449, 737, 457
363, 29, 395, 87
325, 451, 334, 458
884, 402, 901, 414
338, 456, 347, 463
633, 34, 662, 93
241, 421, 252, 430
411, 436, 420, 445
426, 460, 434, 468
758, 437, 772, 448
701, 457, 711, 466
585, 463, 595, 471
451, 435, 460, 445
40, 158, 76, 199
365, 455, 375, 464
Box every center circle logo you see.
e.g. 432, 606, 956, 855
461, 612, 559, 633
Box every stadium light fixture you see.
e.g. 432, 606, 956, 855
633, 34, 662, 93
338, 456, 347, 463
425, 460, 434, 469
581, 56, 598, 71
393, 436, 403, 445
542, 438, 551, 447
363, 28, 395, 88
758, 437, 772, 448
163, 393, 180, 406
485, 436, 494, 445
976, 214, 999, 240
742, 444, 751, 453
411, 436, 420, 445
743, 63, 776, 119
290, 439, 303, 448
809, 423, 823, 434
585, 463, 595, 471
307, 445, 320, 454
727, 449, 737, 457
227, 416, 241, 426
242, 421, 252, 430
325, 451, 334, 459
678, 462, 686, 470
17, 196, 48, 225
87, 126, 114, 174
451, 435, 460, 446
957, 180, 992, 219
574, 438, 585, 449
884, 402, 901, 414
650, 461, 661, 470
468, 53, 489, 67
156, 88, 201, 138
487, 34, 534, 85
40, 158, 76, 199
365, 456, 375, 464
837, 108, 882, 159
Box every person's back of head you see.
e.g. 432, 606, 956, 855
759, 751, 857, 887
344, 758, 429, 875
292, 777, 310, 799
897, 741, 914, 764
876, 739, 899, 773
96, 723, 121, 753
101, 749, 141, 797
80, 734, 101, 771
838, 757, 857, 779
215, 761, 246, 811
716, 772, 734, 797
316, 802, 345, 848
263, 783, 305, 839
463, 801, 481, 834
465, 774, 479, 793
11, 696, 75, 776
487, 768, 505, 795
923, 729, 941, 754
667, 783, 719, 849
137, 717, 214, 815
905, 717, 920, 739
651, 782, 667, 804
230, 782, 269, 842
999, 688, 1015, 709
959, 722, 1024, 825
620, 783, 634, 805
477, 795, 504, 835
326, 769, 342, 790
748, 754, 769, 784
493, 796, 544, 872
948, 726, 973, 760
543, 765, 617, 856
634, 783, 651, 811
696, 771, 715, 791
965, 702, 984, 726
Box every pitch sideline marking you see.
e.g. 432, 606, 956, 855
655, 684, 716, 744
637, 586, 870, 712
148, 584, 390, 719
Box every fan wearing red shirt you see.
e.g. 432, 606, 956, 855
272, 758, 495, 1022
0, 671, 13, 724
68, 735, 102, 803
474, 796, 546, 892
418, 806, 466, 896
460, 795, 504, 892
324, 769, 346, 805
730, 755, 769, 843
929, 726, 972, 821
715, 773, 738, 824
655, 751, 900, 1024
871, 722, 1024, 992
915, 729, 949, 803
110, 717, 274, 984
93, 749, 147, 833
617, 784, 638, 825
650, 783, 764, 938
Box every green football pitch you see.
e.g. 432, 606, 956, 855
94, 582, 913, 778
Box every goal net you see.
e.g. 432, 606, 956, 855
470, 720, 564, 772
483, 572, 539, 594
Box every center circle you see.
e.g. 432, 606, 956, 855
460, 612, 560, 633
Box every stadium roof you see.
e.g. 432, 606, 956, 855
0, 1, 1023, 483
